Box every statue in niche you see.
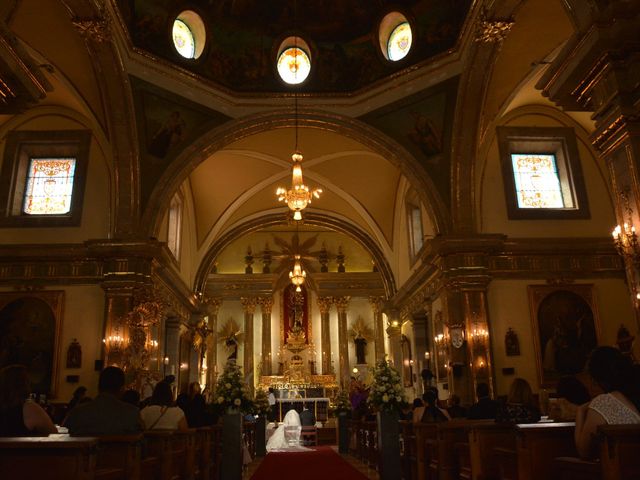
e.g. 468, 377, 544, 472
348, 316, 374, 365
66, 338, 82, 369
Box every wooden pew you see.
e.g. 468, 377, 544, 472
94, 434, 145, 480
515, 422, 576, 480
400, 420, 416, 480
171, 429, 197, 480
466, 422, 516, 480
195, 427, 213, 480
210, 424, 222, 480
414, 423, 439, 480
599, 424, 640, 480
144, 430, 174, 480
0, 435, 99, 480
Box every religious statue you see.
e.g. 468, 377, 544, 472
218, 318, 244, 362
348, 316, 374, 365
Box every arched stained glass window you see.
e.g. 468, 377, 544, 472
511, 154, 565, 208
387, 22, 412, 61
173, 19, 196, 59
277, 47, 311, 85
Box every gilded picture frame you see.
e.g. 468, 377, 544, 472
528, 284, 600, 388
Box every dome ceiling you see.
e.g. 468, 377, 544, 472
114, 0, 472, 93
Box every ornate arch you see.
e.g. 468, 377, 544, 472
141, 109, 451, 239
193, 212, 397, 299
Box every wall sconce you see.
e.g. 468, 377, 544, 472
103, 334, 125, 352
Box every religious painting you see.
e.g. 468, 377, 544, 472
400, 335, 414, 388
66, 338, 82, 368
282, 284, 309, 345
505, 328, 520, 356
359, 77, 458, 208
0, 291, 63, 397
130, 77, 231, 207
528, 285, 599, 387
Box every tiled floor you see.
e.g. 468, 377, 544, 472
243, 447, 380, 479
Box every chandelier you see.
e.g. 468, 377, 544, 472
276, 152, 322, 221
289, 254, 306, 291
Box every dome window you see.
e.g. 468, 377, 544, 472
378, 12, 412, 62
172, 11, 206, 60
276, 37, 312, 85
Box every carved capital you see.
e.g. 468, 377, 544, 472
259, 296, 274, 314
72, 16, 111, 43
369, 296, 384, 314
240, 296, 258, 314
333, 296, 351, 313
203, 297, 222, 316
317, 296, 333, 314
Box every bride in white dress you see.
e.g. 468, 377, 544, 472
266, 409, 309, 452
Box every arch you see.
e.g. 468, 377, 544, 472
193, 212, 397, 299
142, 109, 450, 240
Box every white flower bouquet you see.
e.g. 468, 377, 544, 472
367, 359, 406, 413
213, 361, 253, 413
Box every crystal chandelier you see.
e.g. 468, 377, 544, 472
289, 254, 306, 291
276, 152, 322, 221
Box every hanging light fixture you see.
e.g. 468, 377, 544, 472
289, 254, 306, 292
275, 1, 321, 222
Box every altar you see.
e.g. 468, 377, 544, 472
275, 397, 330, 423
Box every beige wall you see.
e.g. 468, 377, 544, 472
487, 278, 635, 396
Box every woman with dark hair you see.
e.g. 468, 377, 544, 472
67, 386, 88, 412
420, 389, 450, 423
549, 375, 590, 421
496, 377, 540, 424
140, 381, 188, 431
0, 364, 56, 436
575, 346, 640, 458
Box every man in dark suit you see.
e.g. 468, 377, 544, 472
65, 366, 143, 435
467, 382, 499, 420
299, 404, 315, 426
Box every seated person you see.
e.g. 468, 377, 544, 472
65, 366, 142, 435
411, 397, 425, 423
0, 364, 57, 436
184, 393, 213, 428
140, 381, 188, 431
121, 389, 141, 408
549, 375, 590, 421
421, 389, 450, 423
447, 394, 467, 418
575, 346, 640, 459
300, 404, 315, 426
496, 378, 540, 424
468, 382, 499, 420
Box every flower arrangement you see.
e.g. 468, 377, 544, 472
367, 359, 406, 413
214, 361, 253, 413
253, 388, 271, 417
332, 389, 352, 415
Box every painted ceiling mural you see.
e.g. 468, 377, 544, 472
130, 76, 232, 207
115, 0, 471, 93
360, 77, 458, 208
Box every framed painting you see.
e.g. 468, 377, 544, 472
528, 284, 599, 387
0, 290, 64, 398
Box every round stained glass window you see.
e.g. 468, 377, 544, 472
173, 19, 196, 59
387, 22, 412, 61
277, 47, 311, 85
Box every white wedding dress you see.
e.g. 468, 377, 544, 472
266, 409, 310, 452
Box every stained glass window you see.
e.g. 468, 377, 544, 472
511, 154, 564, 208
387, 22, 412, 61
277, 47, 311, 85
173, 19, 195, 59
23, 158, 76, 215
167, 195, 183, 260
409, 205, 424, 255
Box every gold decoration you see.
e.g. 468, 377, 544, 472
475, 9, 513, 44
217, 318, 243, 361
348, 316, 374, 342
72, 17, 111, 43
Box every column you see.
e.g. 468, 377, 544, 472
203, 297, 222, 389
259, 296, 274, 376
241, 297, 257, 392
101, 282, 134, 368
334, 296, 351, 389
385, 309, 403, 371
317, 297, 333, 374
369, 296, 385, 363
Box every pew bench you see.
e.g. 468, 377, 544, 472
0, 435, 99, 480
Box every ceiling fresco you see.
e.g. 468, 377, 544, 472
115, 0, 471, 93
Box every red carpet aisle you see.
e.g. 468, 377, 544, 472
250, 446, 369, 480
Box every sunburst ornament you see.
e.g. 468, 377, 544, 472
217, 318, 244, 347
348, 316, 375, 342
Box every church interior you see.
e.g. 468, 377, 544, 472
1, 0, 639, 478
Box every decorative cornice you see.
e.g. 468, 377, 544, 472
369, 296, 384, 314
333, 296, 351, 313
202, 297, 222, 316
259, 296, 274, 314
240, 296, 258, 314
474, 11, 513, 44
317, 296, 333, 315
